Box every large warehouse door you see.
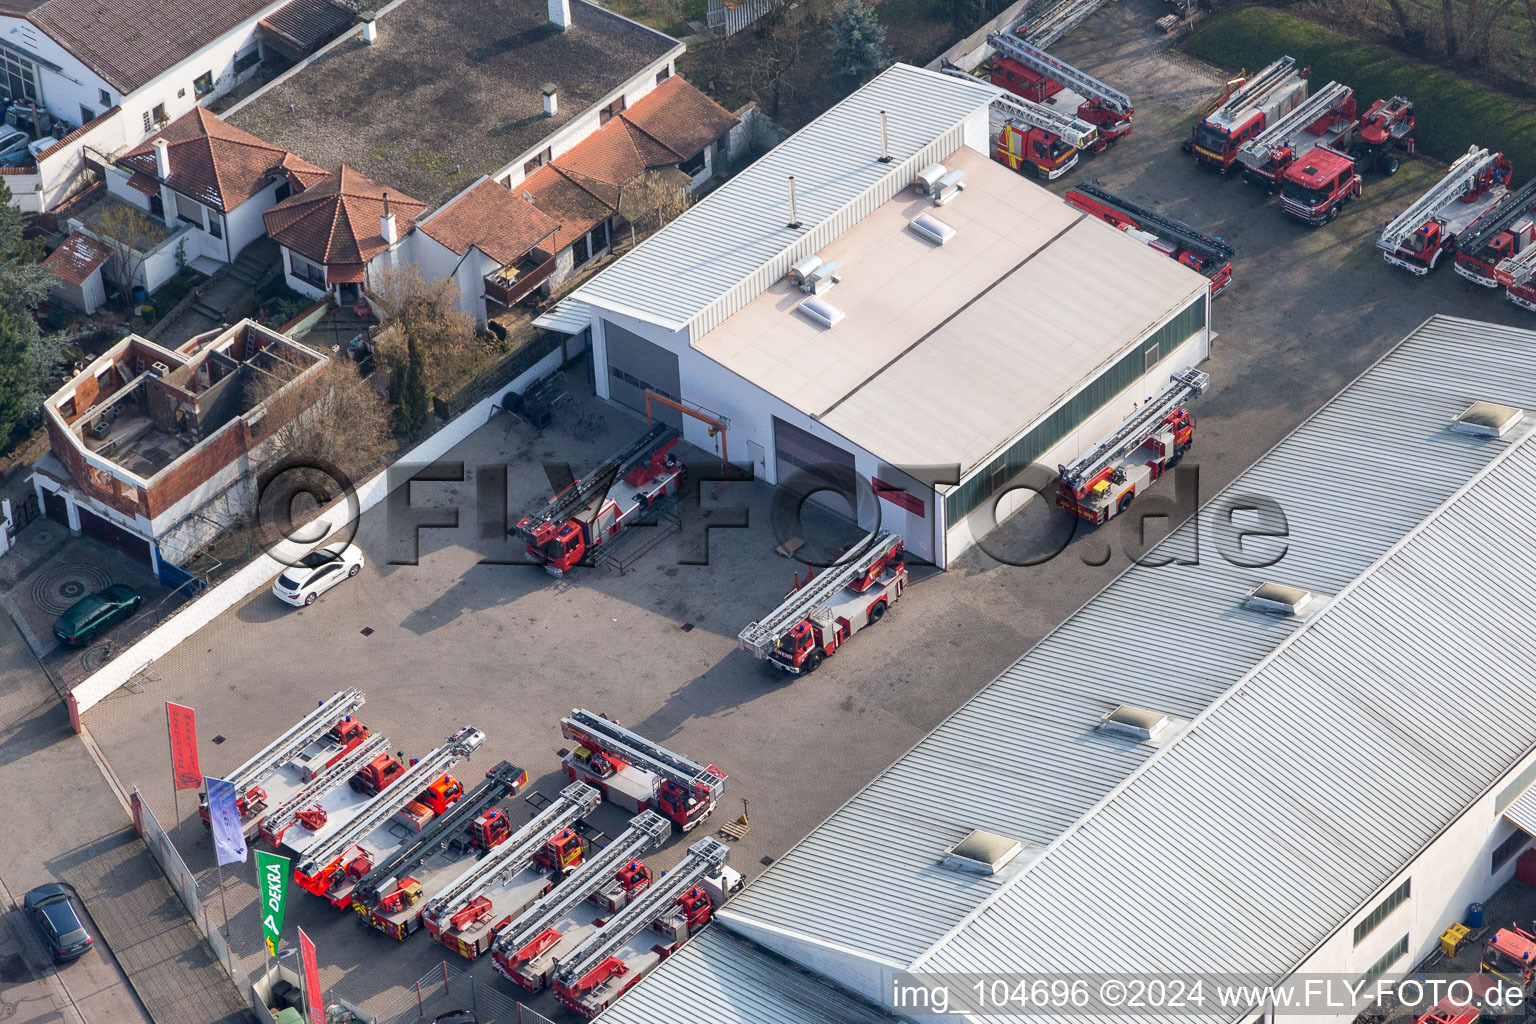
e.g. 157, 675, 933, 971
603, 321, 682, 430
79, 508, 154, 566
773, 417, 858, 518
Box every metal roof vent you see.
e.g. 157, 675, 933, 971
1243, 581, 1316, 617
1452, 401, 1524, 438
1099, 704, 1169, 741
942, 829, 1022, 876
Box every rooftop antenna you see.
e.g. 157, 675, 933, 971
878, 110, 892, 163
787, 175, 800, 229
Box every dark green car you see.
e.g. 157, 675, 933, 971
54, 584, 142, 647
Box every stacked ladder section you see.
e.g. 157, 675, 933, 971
1059, 368, 1210, 494
738, 530, 903, 657
511, 424, 678, 541
351, 760, 528, 908
987, 33, 1131, 117
492, 810, 672, 969
1496, 245, 1536, 287
1238, 81, 1353, 165
1022, 0, 1110, 47
1378, 146, 1498, 253
1211, 57, 1298, 124
1455, 175, 1536, 259
1070, 182, 1232, 264
940, 68, 1098, 149
424, 782, 602, 926
259, 733, 392, 842
296, 726, 485, 880
562, 710, 727, 805
211, 689, 366, 805
552, 837, 731, 990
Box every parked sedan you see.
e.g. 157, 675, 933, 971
0, 127, 30, 167
272, 542, 364, 607
23, 884, 93, 962
53, 584, 142, 647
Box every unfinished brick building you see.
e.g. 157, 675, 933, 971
32, 320, 328, 576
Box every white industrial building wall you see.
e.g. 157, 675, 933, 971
0, 16, 114, 126
589, 307, 946, 566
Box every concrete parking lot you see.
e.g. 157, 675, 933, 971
79, 0, 1536, 1017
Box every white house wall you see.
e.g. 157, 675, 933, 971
0, 16, 113, 126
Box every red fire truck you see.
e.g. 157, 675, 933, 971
986, 32, 1132, 145
1185, 56, 1309, 174
1379, 147, 1513, 272
1279, 146, 1364, 226
1064, 182, 1234, 296
1454, 175, 1536, 286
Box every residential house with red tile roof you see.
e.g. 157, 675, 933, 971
96, 107, 326, 273
0, 0, 352, 209
41, 230, 111, 312
262, 165, 427, 305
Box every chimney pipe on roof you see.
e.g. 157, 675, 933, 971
381, 192, 397, 245
542, 84, 558, 118
878, 110, 892, 163
152, 137, 170, 178
549, 0, 571, 31
360, 10, 377, 43
787, 176, 800, 229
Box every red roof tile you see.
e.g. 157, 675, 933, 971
263, 165, 426, 268
119, 108, 326, 212
621, 77, 738, 163
418, 178, 561, 267
43, 232, 111, 286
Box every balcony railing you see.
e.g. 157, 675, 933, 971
484, 248, 556, 307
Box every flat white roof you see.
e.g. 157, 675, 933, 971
695, 147, 1209, 472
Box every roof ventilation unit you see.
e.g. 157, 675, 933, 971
789, 254, 823, 289
1099, 704, 1169, 741
1451, 401, 1524, 438
942, 829, 1022, 876
908, 212, 956, 246
1243, 581, 1316, 617
796, 295, 845, 329
932, 168, 966, 206
914, 163, 946, 196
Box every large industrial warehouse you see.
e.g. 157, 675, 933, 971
593, 315, 1536, 1024
543, 63, 1212, 567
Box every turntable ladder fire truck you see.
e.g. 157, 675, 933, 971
199, 689, 368, 838
350, 759, 528, 940
1495, 239, 1536, 312
937, 66, 1099, 181
737, 530, 906, 676
985, 32, 1132, 143
1378, 146, 1511, 274
493, 810, 672, 991
511, 423, 683, 576
293, 726, 485, 905
1185, 56, 1308, 173
260, 732, 394, 850
423, 782, 601, 959
1064, 182, 1234, 296
1057, 367, 1210, 525
1236, 81, 1356, 191
1022, 0, 1110, 48
1454, 175, 1536, 286
552, 836, 742, 1019
561, 709, 726, 832
1353, 96, 1417, 175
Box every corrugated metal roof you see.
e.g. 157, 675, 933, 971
572, 63, 1000, 336
713, 315, 1536, 969
1502, 783, 1536, 837
534, 298, 592, 334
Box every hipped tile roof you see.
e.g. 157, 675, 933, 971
263, 165, 426, 271
119, 107, 326, 212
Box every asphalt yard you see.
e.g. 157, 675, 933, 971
77, 0, 1536, 1016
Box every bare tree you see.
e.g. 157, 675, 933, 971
245, 357, 393, 481
93, 204, 161, 294
618, 170, 694, 246
367, 264, 487, 399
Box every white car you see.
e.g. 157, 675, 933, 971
271, 542, 364, 606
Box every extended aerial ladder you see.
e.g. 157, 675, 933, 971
294, 726, 485, 900
553, 836, 738, 1018
492, 810, 672, 988
423, 782, 602, 958
199, 689, 368, 833
986, 32, 1132, 139
1021, 0, 1111, 48
1057, 368, 1210, 524
940, 67, 1100, 150
349, 759, 528, 917
510, 423, 682, 575
1065, 182, 1234, 294
1378, 146, 1501, 255
1454, 175, 1536, 286
259, 732, 393, 847
561, 710, 727, 830
1236, 81, 1354, 182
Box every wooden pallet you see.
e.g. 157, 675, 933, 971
719, 815, 750, 841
